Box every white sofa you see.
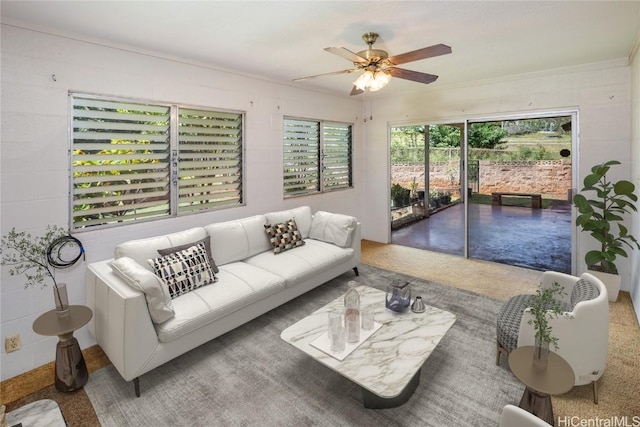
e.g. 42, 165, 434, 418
85, 206, 360, 396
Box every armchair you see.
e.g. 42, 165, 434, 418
499, 404, 551, 427
497, 272, 609, 403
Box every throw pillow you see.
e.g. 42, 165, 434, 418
148, 242, 216, 299
158, 236, 219, 273
264, 218, 305, 254
110, 257, 175, 324
309, 211, 357, 247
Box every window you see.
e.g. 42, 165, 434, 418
283, 118, 352, 197
71, 95, 243, 230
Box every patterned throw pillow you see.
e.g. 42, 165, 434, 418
264, 218, 305, 254
157, 236, 219, 273
148, 242, 216, 299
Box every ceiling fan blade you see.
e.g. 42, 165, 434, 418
387, 44, 452, 66
388, 67, 439, 84
293, 69, 358, 82
324, 47, 368, 64
350, 86, 364, 96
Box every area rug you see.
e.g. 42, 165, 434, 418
84, 264, 523, 426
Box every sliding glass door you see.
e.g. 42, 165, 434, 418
465, 115, 574, 273
391, 113, 576, 274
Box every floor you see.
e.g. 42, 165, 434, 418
391, 201, 572, 273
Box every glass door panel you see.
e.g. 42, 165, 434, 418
390, 123, 464, 257
466, 117, 573, 273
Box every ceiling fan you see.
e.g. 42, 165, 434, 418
294, 32, 451, 95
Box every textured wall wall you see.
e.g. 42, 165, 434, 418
392, 160, 572, 199
0, 25, 362, 380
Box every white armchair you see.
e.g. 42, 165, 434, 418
517, 271, 609, 403
499, 404, 551, 426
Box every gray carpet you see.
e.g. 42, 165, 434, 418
85, 265, 523, 426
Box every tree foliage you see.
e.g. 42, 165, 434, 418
467, 123, 507, 149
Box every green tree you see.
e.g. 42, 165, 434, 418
429, 125, 460, 147
468, 122, 507, 149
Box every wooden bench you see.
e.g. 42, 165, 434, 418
491, 192, 542, 209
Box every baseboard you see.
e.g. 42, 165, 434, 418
0, 345, 110, 405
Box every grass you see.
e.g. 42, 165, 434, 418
469, 193, 554, 209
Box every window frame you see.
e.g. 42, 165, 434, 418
283, 116, 353, 198
69, 93, 245, 231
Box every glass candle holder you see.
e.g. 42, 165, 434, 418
385, 280, 411, 313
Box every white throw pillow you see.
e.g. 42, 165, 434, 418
110, 257, 175, 324
309, 211, 357, 248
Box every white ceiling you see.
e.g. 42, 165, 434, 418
2, 1, 639, 98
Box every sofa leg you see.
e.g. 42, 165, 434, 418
134, 377, 140, 397
353, 267, 359, 276
592, 380, 598, 404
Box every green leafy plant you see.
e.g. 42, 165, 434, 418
0, 225, 67, 289
526, 281, 570, 350
573, 160, 639, 275
391, 183, 410, 207
409, 178, 419, 199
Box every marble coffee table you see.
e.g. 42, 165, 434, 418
280, 285, 456, 408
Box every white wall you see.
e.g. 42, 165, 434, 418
363, 60, 634, 290
630, 37, 640, 325
0, 26, 363, 380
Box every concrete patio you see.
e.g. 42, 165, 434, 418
391, 201, 572, 273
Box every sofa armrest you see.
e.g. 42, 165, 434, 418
352, 222, 362, 264
86, 260, 159, 381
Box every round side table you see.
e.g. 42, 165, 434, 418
509, 345, 575, 425
33, 305, 93, 392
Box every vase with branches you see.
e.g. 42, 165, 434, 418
1, 225, 68, 310
526, 281, 571, 368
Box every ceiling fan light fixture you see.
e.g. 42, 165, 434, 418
354, 70, 391, 92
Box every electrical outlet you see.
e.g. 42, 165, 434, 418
5, 335, 20, 353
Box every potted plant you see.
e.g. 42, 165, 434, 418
1, 225, 70, 312
526, 281, 569, 368
409, 178, 419, 200
391, 183, 410, 208
573, 160, 639, 301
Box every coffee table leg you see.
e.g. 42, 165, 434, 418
362, 368, 421, 409
519, 387, 554, 425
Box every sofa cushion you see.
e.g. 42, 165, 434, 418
157, 235, 219, 273
205, 215, 271, 266
155, 262, 285, 342
110, 257, 175, 324
245, 238, 354, 287
265, 206, 312, 238
115, 227, 208, 272
264, 218, 305, 254
309, 211, 357, 248
148, 242, 216, 299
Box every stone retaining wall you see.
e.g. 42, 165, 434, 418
391, 159, 572, 199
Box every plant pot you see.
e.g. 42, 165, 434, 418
589, 270, 620, 302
